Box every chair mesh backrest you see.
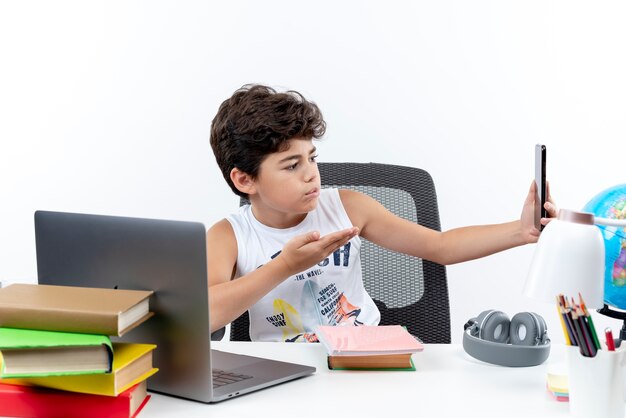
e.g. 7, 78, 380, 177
325, 185, 425, 309
228, 162, 451, 343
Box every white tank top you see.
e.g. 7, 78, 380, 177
226, 188, 380, 342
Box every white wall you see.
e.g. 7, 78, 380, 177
2, 0, 625, 343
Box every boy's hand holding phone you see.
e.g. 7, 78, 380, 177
521, 181, 557, 243
522, 144, 557, 243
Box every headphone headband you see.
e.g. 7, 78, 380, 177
463, 328, 550, 367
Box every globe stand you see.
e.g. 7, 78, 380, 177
597, 304, 626, 347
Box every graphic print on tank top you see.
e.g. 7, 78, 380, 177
266, 243, 366, 342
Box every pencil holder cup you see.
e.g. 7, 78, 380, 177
567, 346, 626, 418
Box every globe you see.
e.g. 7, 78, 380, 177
583, 184, 626, 310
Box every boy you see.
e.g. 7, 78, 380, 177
207, 84, 556, 342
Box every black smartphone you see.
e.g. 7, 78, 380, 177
534, 144, 547, 231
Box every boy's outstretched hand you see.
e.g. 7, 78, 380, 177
521, 180, 558, 244
276, 227, 359, 277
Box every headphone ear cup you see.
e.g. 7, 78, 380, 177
532, 312, 548, 344
468, 310, 490, 337
478, 310, 510, 343
510, 312, 546, 346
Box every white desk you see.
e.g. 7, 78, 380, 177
141, 342, 570, 417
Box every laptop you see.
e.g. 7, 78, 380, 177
34, 210, 315, 403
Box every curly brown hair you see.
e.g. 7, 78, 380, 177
210, 84, 326, 197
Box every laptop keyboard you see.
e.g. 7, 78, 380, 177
212, 369, 253, 388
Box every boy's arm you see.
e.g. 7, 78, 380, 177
206, 219, 358, 332
340, 182, 556, 266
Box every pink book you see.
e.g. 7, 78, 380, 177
315, 325, 424, 356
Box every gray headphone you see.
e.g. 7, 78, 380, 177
462, 310, 551, 367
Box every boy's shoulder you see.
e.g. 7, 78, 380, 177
337, 188, 371, 205
206, 218, 236, 239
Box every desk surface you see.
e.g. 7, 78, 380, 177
141, 341, 569, 417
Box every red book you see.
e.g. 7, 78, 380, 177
0, 380, 150, 418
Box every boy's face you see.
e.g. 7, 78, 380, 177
249, 138, 321, 225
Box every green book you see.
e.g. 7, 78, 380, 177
0, 328, 113, 378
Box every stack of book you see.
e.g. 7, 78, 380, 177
315, 325, 424, 371
546, 371, 569, 402
0, 283, 158, 418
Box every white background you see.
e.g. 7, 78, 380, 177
1, 1, 625, 344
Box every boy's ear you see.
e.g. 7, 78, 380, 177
230, 168, 256, 195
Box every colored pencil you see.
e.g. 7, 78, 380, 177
579, 293, 601, 351
570, 308, 591, 357
560, 295, 579, 346
575, 304, 597, 357
555, 296, 572, 346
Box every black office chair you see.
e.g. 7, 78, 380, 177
223, 162, 451, 344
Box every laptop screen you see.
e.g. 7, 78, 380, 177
34, 210, 214, 401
